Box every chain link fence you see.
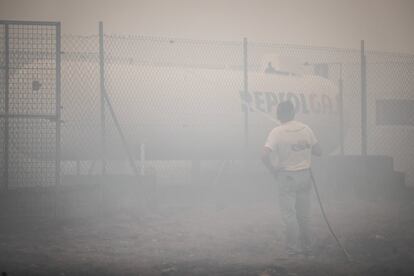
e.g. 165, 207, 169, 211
365, 52, 414, 184
1, 22, 413, 219
57, 32, 414, 186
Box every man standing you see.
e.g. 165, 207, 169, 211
262, 100, 322, 256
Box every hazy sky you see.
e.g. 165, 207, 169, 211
1, 0, 414, 54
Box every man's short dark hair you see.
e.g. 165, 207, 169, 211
277, 100, 295, 122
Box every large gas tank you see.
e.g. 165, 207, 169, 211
20, 60, 340, 160
60, 61, 340, 160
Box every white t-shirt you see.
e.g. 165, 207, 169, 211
264, 120, 318, 171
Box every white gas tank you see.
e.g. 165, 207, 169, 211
21, 60, 340, 160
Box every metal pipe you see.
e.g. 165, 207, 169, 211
3, 24, 9, 190
243, 37, 249, 149
99, 22, 107, 174
0, 20, 60, 26
338, 63, 344, 155
102, 91, 140, 176
0, 113, 57, 120
140, 143, 146, 176
76, 160, 81, 176
361, 40, 367, 156
98, 22, 140, 178
55, 22, 62, 186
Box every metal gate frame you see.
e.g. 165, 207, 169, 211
0, 20, 61, 189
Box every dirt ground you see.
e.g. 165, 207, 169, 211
1, 191, 414, 276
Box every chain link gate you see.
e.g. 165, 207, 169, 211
0, 21, 61, 190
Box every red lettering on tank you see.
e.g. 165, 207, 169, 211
265, 92, 278, 113
287, 92, 300, 113
300, 93, 310, 114
253, 91, 266, 112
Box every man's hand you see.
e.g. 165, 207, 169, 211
262, 146, 281, 179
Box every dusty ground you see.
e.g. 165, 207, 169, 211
1, 191, 414, 276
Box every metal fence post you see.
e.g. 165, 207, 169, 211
243, 37, 249, 149
338, 63, 344, 155
97, 22, 139, 177
102, 90, 140, 177
361, 40, 367, 156
99, 22, 107, 174
3, 23, 9, 190
55, 22, 61, 186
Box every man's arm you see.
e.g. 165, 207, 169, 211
308, 127, 322, 156
311, 142, 322, 156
